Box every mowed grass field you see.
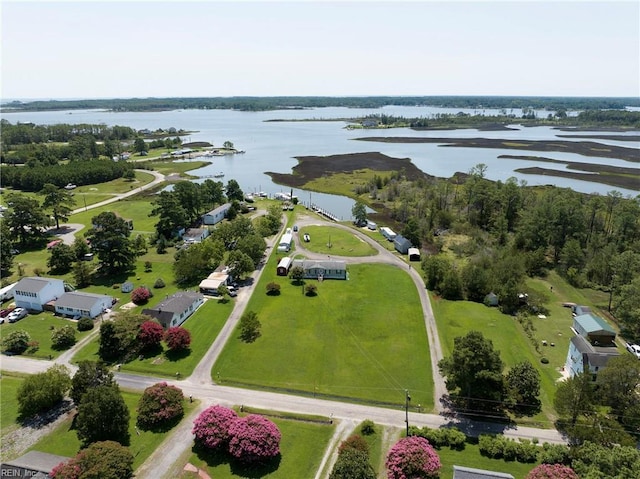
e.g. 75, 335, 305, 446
214, 258, 434, 409
297, 225, 378, 257
182, 415, 335, 479
0, 375, 24, 434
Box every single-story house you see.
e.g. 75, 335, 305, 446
199, 270, 230, 295
565, 334, 620, 378
277, 257, 293, 276
54, 291, 113, 319
453, 465, 514, 479
142, 291, 204, 329
202, 203, 231, 226
13, 277, 65, 312
291, 259, 347, 280
182, 227, 210, 244
408, 247, 421, 262
573, 313, 616, 346
1, 451, 71, 479
394, 235, 412, 254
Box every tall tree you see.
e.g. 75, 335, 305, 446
505, 361, 541, 416
554, 373, 594, 426
225, 179, 244, 202
40, 183, 76, 229
5, 193, 52, 246
0, 220, 14, 277
172, 181, 204, 223
351, 201, 367, 224
48, 243, 75, 274
76, 385, 130, 447
71, 360, 116, 406
149, 190, 189, 239
596, 354, 640, 428
85, 211, 134, 273
438, 331, 505, 413
17, 365, 71, 418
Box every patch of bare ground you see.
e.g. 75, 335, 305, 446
1, 400, 75, 462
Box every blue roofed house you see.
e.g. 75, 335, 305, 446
565, 312, 620, 378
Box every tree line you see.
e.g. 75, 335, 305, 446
4, 95, 638, 112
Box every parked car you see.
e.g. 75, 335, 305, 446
626, 343, 640, 359
227, 286, 238, 297
7, 307, 27, 323
303, 233, 310, 242
0, 307, 16, 318
293, 225, 299, 232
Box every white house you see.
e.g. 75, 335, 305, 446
565, 313, 620, 378
199, 267, 231, 295
0, 282, 17, 302
202, 203, 231, 226
55, 292, 113, 319
182, 227, 210, 244
13, 277, 65, 312
291, 259, 347, 280
142, 291, 204, 329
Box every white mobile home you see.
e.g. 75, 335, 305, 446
202, 203, 231, 226
408, 247, 421, 262
380, 227, 396, 241
0, 282, 17, 302
277, 233, 293, 252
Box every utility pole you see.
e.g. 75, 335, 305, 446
405, 389, 411, 436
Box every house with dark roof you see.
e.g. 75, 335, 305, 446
54, 291, 113, 319
182, 227, 210, 244
142, 291, 204, 329
565, 312, 620, 378
1, 451, 70, 478
202, 203, 231, 225
453, 465, 514, 479
291, 259, 347, 280
13, 277, 65, 312
394, 234, 412, 254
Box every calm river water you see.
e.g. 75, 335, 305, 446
3, 106, 639, 219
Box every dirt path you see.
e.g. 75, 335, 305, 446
313, 418, 356, 479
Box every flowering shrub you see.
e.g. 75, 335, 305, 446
164, 327, 191, 351
131, 286, 152, 305
338, 434, 369, 455
192, 405, 238, 450
228, 414, 281, 463
137, 382, 184, 430
526, 464, 579, 479
138, 321, 164, 349
50, 440, 133, 479
385, 436, 441, 479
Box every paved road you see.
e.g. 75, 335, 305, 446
0, 207, 568, 478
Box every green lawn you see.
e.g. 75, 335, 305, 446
72, 298, 233, 379
1, 312, 94, 360
182, 415, 335, 479
431, 295, 558, 426
297, 225, 378, 257
214, 259, 434, 409
359, 422, 384, 476
28, 389, 197, 470
0, 375, 24, 433
145, 159, 211, 178
70, 197, 157, 235
437, 442, 539, 479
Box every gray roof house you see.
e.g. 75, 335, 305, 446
1, 451, 70, 478
291, 259, 347, 280
566, 334, 620, 378
202, 203, 231, 226
13, 277, 65, 312
182, 227, 210, 244
453, 465, 514, 479
394, 234, 412, 254
54, 291, 113, 319
142, 291, 204, 329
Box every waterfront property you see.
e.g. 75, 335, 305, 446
380, 226, 396, 241
54, 291, 113, 319
291, 259, 347, 280
202, 203, 231, 226
13, 277, 65, 312
142, 291, 204, 329
408, 247, 421, 262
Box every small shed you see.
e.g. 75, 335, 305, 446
484, 292, 499, 307
121, 281, 134, 293
394, 235, 412, 254
277, 257, 292, 276
408, 247, 421, 262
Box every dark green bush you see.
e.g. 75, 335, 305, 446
77, 317, 94, 331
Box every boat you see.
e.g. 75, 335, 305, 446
214, 172, 225, 178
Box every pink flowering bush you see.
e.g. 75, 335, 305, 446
164, 326, 191, 351
228, 414, 282, 463
131, 286, 152, 305
526, 464, 579, 479
192, 405, 238, 450
385, 436, 441, 479
138, 321, 164, 349
50, 440, 133, 479
136, 382, 184, 430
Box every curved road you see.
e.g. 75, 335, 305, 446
1, 206, 567, 478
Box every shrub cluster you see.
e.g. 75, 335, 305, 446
192, 406, 281, 464
131, 286, 152, 305
409, 425, 466, 450
526, 464, 578, 479
136, 382, 184, 430
385, 436, 441, 479
478, 434, 539, 463
331, 434, 376, 479
77, 317, 94, 331
51, 325, 77, 350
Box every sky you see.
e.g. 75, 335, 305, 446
1, 0, 639, 100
